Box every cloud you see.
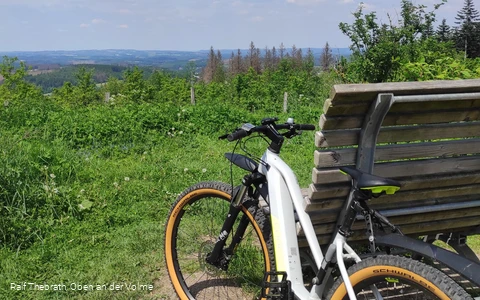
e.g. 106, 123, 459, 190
91, 18, 107, 24
80, 23, 90, 28
339, 0, 354, 3
117, 24, 129, 29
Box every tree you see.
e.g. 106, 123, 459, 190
279, 42, 286, 59
213, 50, 226, 82
202, 47, 217, 82
320, 42, 334, 71
271, 46, 279, 69
436, 18, 452, 42
0, 56, 42, 105
294, 46, 303, 70
455, 0, 480, 58
264, 47, 273, 71
122, 67, 153, 102
75, 67, 100, 105
304, 48, 315, 72
338, 0, 448, 82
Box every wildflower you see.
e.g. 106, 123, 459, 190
179, 131, 183, 135
177, 113, 181, 117
80, 189, 85, 193
202, 168, 207, 173
184, 168, 188, 172
53, 188, 59, 194
50, 173, 56, 179
182, 109, 186, 112
124, 177, 130, 181
113, 182, 119, 187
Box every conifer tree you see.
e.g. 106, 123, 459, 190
320, 42, 334, 71
214, 50, 225, 83
455, 0, 480, 58
279, 43, 285, 59
436, 18, 452, 42
202, 46, 217, 82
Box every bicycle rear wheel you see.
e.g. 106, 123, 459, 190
326, 255, 472, 300
164, 181, 274, 299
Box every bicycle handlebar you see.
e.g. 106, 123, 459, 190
227, 129, 249, 141
222, 119, 316, 142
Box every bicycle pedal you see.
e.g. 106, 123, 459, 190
261, 271, 293, 300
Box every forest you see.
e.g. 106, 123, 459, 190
1, 0, 480, 299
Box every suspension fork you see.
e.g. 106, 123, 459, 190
206, 172, 266, 268
205, 195, 245, 268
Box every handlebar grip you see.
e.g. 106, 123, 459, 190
296, 124, 316, 131
227, 129, 248, 141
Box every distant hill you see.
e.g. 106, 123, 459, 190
0, 48, 351, 71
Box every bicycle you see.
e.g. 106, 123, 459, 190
164, 117, 480, 299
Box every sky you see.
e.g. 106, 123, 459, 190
0, 0, 466, 52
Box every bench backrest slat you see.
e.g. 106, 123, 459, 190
316, 122, 480, 148
315, 139, 480, 167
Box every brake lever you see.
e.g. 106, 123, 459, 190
282, 129, 303, 139
218, 133, 229, 140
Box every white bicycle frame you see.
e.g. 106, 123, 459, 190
258, 148, 362, 300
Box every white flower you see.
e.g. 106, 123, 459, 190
113, 182, 119, 187
184, 168, 188, 172
179, 131, 183, 135
177, 113, 181, 117
50, 174, 56, 179
202, 168, 207, 173
182, 109, 186, 112
80, 189, 85, 193
124, 177, 130, 181
53, 188, 59, 194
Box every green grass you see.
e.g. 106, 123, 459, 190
1, 97, 479, 299
0, 109, 318, 299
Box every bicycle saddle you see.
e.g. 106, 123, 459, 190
339, 166, 401, 195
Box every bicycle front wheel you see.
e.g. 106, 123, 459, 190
326, 255, 472, 300
164, 181, 274, 299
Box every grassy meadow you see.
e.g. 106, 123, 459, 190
0, 89, 323, 299
1, 54, 479, 299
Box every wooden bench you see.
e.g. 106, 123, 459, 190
298, 79, 480, 262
